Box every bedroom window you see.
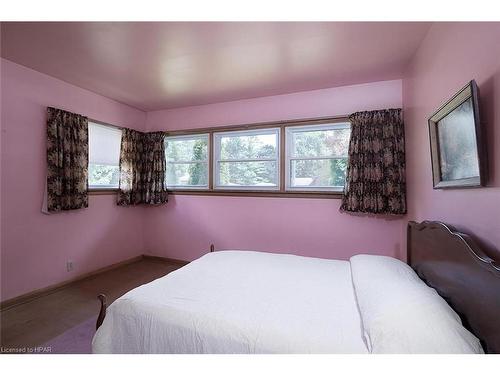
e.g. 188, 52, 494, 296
164, 134, 209, 189
285, 122, 351, 192
88, 122, 122, 190
163, 117, 350, 198
213, 128, 280, 190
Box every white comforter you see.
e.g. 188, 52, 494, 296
92, 251, 368, 353
92, 251, 483, 354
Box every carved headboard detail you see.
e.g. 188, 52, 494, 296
407, 221, 500, 353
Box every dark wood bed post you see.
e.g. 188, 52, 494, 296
96, 294, 107, 330
210, 244, 215, 252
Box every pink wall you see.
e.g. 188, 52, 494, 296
0, 60, 406, 301
144, 80, 405, 261
0, 59, 147, 301
146, 80, 403, 131
403, 23, 500, 258
3, 23, 499, 302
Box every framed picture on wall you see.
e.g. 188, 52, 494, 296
428, 80, 487, 189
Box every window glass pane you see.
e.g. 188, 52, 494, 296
291, 127, 350, 158
165, 135, 209, 188
220, 132, 277, 160
166, 162, 208, 187
165, 136, 208, 162
89, 164, 120, 188
88, 122, 122, 188
290, 159, 347, 188
218, 161, 277, 187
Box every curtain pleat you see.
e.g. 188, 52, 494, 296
46, 107, 89, 212
142, 132, 169, 204
340, 108, 406, 215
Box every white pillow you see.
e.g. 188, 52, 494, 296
350, 254, 484, 354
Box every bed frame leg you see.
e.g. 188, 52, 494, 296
96, 294, 107, 330
210, 244, 215, 253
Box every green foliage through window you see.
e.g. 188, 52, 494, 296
164, 123, 351, 192
288, 124, 350, 189
165, 136, 209, 187
89, 164, 120, 187
217, 131, 279, 187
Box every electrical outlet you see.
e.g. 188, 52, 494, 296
66, 261, 74, 272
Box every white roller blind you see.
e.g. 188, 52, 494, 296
89, 122, 122, 166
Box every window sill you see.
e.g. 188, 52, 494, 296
168, 189, 343, 199
88, 188, 342, 199
88, 188, 118, 195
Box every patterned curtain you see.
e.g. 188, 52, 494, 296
117, 129, 168, 206
142, 132, 169, 204
46, 107, 89, 212
117, 129, 143, 205
340, 108, 406, 215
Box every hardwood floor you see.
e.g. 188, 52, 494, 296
0, 258, 181, 350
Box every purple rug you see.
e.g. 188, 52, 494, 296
42, 317, 96, 354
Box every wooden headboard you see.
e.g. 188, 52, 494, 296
407, 221, 500, 353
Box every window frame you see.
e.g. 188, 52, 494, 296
213, 127, 281, 191
88, 120, 122, 193
285, 122, 351, 193
165, 116, 350, 199
164, 133, 210, 190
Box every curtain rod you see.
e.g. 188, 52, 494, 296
48, 106, 126, 131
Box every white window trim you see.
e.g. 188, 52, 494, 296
88, 122, 122, 190
164, 133, 210, 190
213, 128, 281, 191
285, 122, 350, 192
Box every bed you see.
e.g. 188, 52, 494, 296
92, 221, 500, 354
